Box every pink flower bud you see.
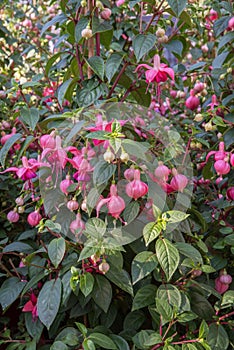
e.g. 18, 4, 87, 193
170, 90, 177, 98
126, 169, 148, 200
219, 274, 232, 284
208, 9, 218, 21
154, 162, 171, 181
215, 277, 229, 294
124, 168, 136, 181
185, 95, 200, 110
230, 154, 234, 167
60, 175, 74, 195
201, 44, 209, 53
228, 17, 234, 30
40, 133, 56, 149
15, 197, 24, 206
7, 210, 20, 223
191, 270, 202, 278
116, 0, 125, 6
214, 160, 230, 175
170, 174, 188, 192
100, 8, 112, 20
194, 82, 204, 93
227, 187, 234, 200
27, 210, 42, 226
67, 200, 79, 211
98, 262, 110, 274
70, 213, 85, 233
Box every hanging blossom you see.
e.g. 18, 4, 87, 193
22, 292, 38, 320
0, 156, 48, 180
41, 135, 67, 169
96, 184, 125, 219
135, 54, 174, 84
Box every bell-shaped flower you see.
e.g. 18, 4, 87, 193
96, 184, 125, 219
126, 169, 148, 200
135, 54, 174, 84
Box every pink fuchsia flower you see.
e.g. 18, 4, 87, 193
41, 135, 67, 169
126, 169, 148, 200
205, 141, 228, 163
170, 170, 188, 192
227, 187, 234, 200
0, 156, 46, 181
215, 277, 229, 294
116, 0, 125, 6
67, 199, 79, 211
96, 184, 125, 219
230, 154, 234, 167
22, 292, 38, 320
207, 9, 218, 22
1, 127, 17, 145
7, 209, 19, 223
135, 54, 174, 84
154, 162, 171, 182
185, 90, 200, 110
60, 175, 74, 195
228, 17, 234, 30
124, 168, 136, 181
208, 94, 219, 110
40, 132, 56, 149
27, 210, 42, 226
70, 213, 85, 234
214, 160, 230, 175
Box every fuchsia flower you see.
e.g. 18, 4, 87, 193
126, 169, 148, 200
215, 270, 232, 294
208, 94, 219, 110
170, 170, 188, 192
136, 54, 174, 84
227, 187, 234, 200
7, 209, 19, 223
1, 127, 17, 145
41, 135, 67, 169
214, 160, 230, 175
0, 156, 46, 180
96, 184, 125, 219
205, 142, 228, 163
27, 210, 42, 227
185, 90, 200, 110
22, 292, 38, 320
154, 162, 171, 182
60, 175, 74, 195
70, 213, 85, 234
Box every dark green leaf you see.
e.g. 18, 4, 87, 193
106, 54, 123, 82
89, 333, 117, 349
143, 222, 162, 246
20, 107, 40, 131
167, 0, 187, 17
0, 133, 22, 167
106, 265, 133, 296
93, 161, 116, 186
207, 324, 229, 350
80, 272, 94, 297
37, 278, 62, 329
133, 34, 156, 62
87, 56, 105, 80
156, 239, 179, 282
132, 284, 157, 311
48, 237, 66, 268
57, 79, 73, 106
0, 277, 26, 310
92, 274, 112, 313
3, 242, 33, 253
132, 251, 158, 284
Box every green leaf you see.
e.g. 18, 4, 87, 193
0, 133, 22, 167
212, 52, 229, 69
199, 320, 209, 339
122, 139, 149, 161
106, 54, 123, 82
85, 218, 106, 239
3, 242, 33, 253
144, 333, 162, 347
224, 128, 234, 148
167, 0, 187, 17
156, 298, 173, 324
207, 324, 229, 350
213, 16, 231, 37
0, 277, 26, 310
41, 13, 67, 36
93, 160, 116, 186
77, 82, 105, 107
50, 341, 68, 350
157, 284, 181, 310
190, 292, 215, 320
131, 85, 151, 108
20, 107, 40, 131
83, 339, 96, 350
217, 31, 234, 52
162, 210, 189, 223
123, 201, 140, 224
164, 40, 183, 56
182, 344, 198, 350
25, 313, 44, 341
48, 237, 66, 268
123, 310, 146, 331
106, 265, 133, 296
57, 79, 73, 106
132, 284, 157, 311
133, 34, 156, 62
55, 327, 80, 346
143, 222, 162, 246
92, 274, 112, 313
92, 16, 113, 34
89, 333, 117, 349
75, 17, 89, 42
224, 234, 234, 245
109, 335, 130, 350
174, 242, 203, 264
87, 56, 105, 80
156, 239, 179, 282
75, 322, 87, 335
131, 251, 158, 284
221, 290, 234, 307
80, 272, 94, 297
45, 52, 64, 76
37, 278, 62, 329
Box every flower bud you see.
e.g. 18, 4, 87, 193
40, 133, 56, 149
156, 28, 165, 37
27, 210, 42, 226
214, 160, 230, 175
67, 199, 79, 211
185, 95, 200, 110
81, 28, 93, 39
227, 187, 234, 200
7, 209, 20, 223
194, 113, 203, 122
219, 273, 232, 284
154, 162, 170, 181
98, 262, 110, 274
201, 44, 209, 53
15, 197, 24, 206
215, 277, 229, 294
103, 148, 115, 163
228, 17, 234, 30
230, 154, 234, 167
100, 8, 112, 20
194, 82, 204, 93
170, 173, 188, 192
60, 175, 74, 195
18, 206, 25, 214
120, 150, 129, 163
124, 168, 135, 181
126, 169, 148, 200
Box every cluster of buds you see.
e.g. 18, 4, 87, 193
156, 27, 168, 43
